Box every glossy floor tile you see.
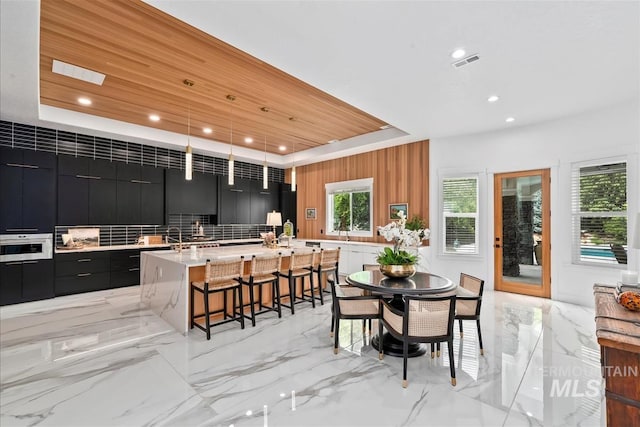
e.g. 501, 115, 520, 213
0, 286, 604, 426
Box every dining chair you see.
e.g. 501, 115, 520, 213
378, 294, 457, 387
312, 247, 341, 303
190, 256, 245, 340
328, 273, 380, 354
454, 273, 485, 355
239, 253, 282, 327
280, 250, 316, 315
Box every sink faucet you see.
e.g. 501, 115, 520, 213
166, 226, 182, 252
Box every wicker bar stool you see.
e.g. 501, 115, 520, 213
312, 247, 340, 303
240, 253, 283, 327
190, 256, 245, 340
280, 250, 316, 315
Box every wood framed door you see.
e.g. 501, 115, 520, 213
494, 169, 551, 298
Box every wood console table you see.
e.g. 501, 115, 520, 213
594, 284, 640, 427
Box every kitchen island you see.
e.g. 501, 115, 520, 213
140, 244, 306, 334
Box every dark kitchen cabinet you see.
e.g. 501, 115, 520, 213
218, 178, 252, 224
0, 259, 54, 305
110, 249, 141, 288
55, 251, 110, 296
115, 163, 164, 225
280, 183, 298, 234
250, 186, 279, 225
165, 169, 217, 216
0, 147, 56, 233
57, 155, 117, 226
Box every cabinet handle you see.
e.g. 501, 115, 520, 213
77, 273, 91, 277
6, 163, 39, 169
6, 228, 38, 232
76, 174, 101, 180
131, 179, 151, 184
77, 259, 92, 263
129, 254, 140, 258
21, 260, 38, 265
230, 189, 243, 192
259, 192, 270, 195
129, 267, 140, 272
5, 261, 24, 266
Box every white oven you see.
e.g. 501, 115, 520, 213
0, 234, 53, 262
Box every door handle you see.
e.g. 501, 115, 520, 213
494, 244, 501, 248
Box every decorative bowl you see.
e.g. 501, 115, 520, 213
379, 264, 416, 279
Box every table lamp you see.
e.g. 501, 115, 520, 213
266, 210, 282, 240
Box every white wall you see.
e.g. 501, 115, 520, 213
429, 99, 640, 307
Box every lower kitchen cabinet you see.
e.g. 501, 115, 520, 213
55, 251, 110, 296
110, 249, 141, 288
0, 259, 54, 305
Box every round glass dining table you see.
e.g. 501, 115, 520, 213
346, 270, 457, 357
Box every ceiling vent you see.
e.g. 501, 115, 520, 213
452, 54, 480, 68
52, 59, 106, 85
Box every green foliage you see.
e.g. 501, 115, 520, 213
405, 215, 426, 231
332, 191, 370, 232
376, 247, 418, 265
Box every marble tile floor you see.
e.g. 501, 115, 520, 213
0, 286, 605, 427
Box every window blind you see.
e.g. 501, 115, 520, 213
442, 177, 478, 254
571, 161, 627, 265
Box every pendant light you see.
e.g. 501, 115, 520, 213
227, 94, 236, 185
263, 135, 269, 189
289, 116, 296, 192
261, 106, 270, 190
183, 79, 194, 181
185, 106, 192, 181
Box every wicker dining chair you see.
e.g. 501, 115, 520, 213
328, 273, 380, 354
379, 294, 457, 388
455, 273, 485, 355
240, 253, 283, 327
190, 256, 245, 340
312, 247, 341, 303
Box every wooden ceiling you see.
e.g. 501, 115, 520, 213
39, 0, 387, 155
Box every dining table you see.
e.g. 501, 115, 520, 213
345, 269, 457, 357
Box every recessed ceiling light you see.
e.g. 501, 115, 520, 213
203, 127, 212, 134
451, 48, 466, 59
487, 95, 499, 103
77, 97, 92, 106
149, 114, 160, 122
244, 137, 253, 143
505, 117, 515, 123
279, 146, 286, 151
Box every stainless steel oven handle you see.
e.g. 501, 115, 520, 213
77, 273, 91, 277
77, 259, 92, 262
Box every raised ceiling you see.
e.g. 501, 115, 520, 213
39, 0, 388, 156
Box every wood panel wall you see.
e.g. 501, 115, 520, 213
287, 140, 429, 243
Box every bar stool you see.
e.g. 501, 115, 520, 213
280, 250, 316, 315
190, 256, 245, 340
240, 253, 283, 327
312, 247, 341, 304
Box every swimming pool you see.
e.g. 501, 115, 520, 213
580, 247, 615, 259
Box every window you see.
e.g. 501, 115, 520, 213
571, 160, 627, 266
442, 176, 478, 254
325, 178, 373, 237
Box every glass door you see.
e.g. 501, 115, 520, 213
494, 169, 550, 298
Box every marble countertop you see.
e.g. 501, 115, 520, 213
297, 238, 393, 248
55, 243, 171, 253
143, 244, 315, 267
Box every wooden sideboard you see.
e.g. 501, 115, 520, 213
594, 285, 640, 427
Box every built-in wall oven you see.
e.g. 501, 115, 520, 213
0, 234, 53, 262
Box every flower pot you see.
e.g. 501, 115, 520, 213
379, 264, 416, 278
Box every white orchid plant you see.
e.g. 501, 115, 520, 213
376, 211, 430, 265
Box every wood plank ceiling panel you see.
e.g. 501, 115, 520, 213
39, 0, 387, 155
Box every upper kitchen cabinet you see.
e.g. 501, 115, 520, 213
218, 178, 252, 224
0, 147, 56, 233
116, 163, 164, 225
165, 169, 217, 216
280, 183, 297, 235
250, 184, 279, 225
57, 155, 117, 226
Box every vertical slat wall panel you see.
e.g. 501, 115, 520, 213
291, 140, 429, 243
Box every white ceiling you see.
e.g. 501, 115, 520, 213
1, 0, 639, 167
